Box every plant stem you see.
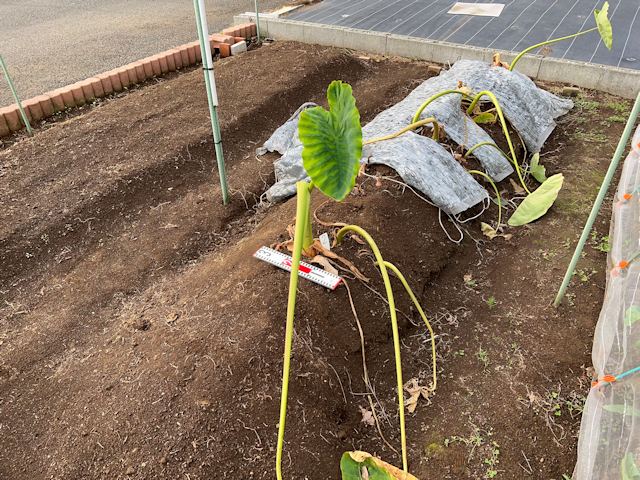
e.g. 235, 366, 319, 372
464, 141, 514, 165
380, 261, 437, 392
0, 53, 33, 137
412, 90, 476, 125
510, 27, 597, 71
467, 170, 502, 227
364, 118, 440, 144
335, 225, 408, 472
276, 181, 311, 480
466, 91, 530, 194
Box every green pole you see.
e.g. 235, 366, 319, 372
254, 0, 262, 45
554, 91, 640, 307
0, 53, 33, 137
194, 0, 229, 204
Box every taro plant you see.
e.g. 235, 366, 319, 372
413, 88, 564, 227
509, 2, 612, 71
276, 81, 432, 480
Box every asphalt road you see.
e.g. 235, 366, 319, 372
0, 0, 284, 107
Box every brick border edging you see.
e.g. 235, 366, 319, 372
0, 22, 257, 137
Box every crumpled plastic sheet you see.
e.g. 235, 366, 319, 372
573, 126, 640, 480
260, 60, 572, 214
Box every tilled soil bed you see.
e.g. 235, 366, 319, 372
0, 41, 636, 479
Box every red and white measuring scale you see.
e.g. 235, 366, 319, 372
253, 246, 342, 290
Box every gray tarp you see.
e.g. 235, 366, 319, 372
260, 60, 573, 214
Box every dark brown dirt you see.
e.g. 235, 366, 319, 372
0, 41, 636, 479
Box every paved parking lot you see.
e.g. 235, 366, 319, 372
0, 0, 283, 107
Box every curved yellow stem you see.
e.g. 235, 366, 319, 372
466, 91, 530, 194
509, 27, 597, 71
379, 261, 437, 392
363, 118, 440, 145
468, 170, 502, 227
336, 225, 408, 472
412, 90, 476, 125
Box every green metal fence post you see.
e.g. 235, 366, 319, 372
554, 91, 640, 307
0, 53, 33, 137
254, 0, 261, 45
194, 0, 229, 204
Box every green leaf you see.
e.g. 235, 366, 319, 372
603, 404, 640, 417
625, 306, 640, 326
508, 174, 564, 226
529, 153, 547, 183
299, 81, 363, 201
622, 452, 640, 480
473, 112, 495, 124
595, 2, 613, 50
340, 453, 394, 480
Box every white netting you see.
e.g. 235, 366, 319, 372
574, 125, 640, 479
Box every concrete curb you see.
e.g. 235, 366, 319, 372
234, 14, 640, 100
0, 25, 256, 137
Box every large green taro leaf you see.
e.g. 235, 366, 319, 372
299, 81, 362, 201
595, 2, 613, 50
508, 174, 564, 226
340, 453, 394, 480
622, 452, 640, 480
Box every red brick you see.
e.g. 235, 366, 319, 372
78, 79, 95, 102
107, 70, 124, 93
165, 51, 177, 71
235, 36, 245, 44
186, 44, 197, 64
68, 83, 86, 106
0, 111, 10, 136
157, 53, 170, 74
46, 91, 66, 112
133, 62, 146, 82
149, 56, 162, 76
116, 68, 131, 89
171, 49, 183, 69
249, 23, 257, 37
23, 98, 44, 122
96, 73, 114, 95
1, 105, 23, 131
56, 87, 76, 108
191, 41, 202, 62
220, 43, 231, 58
88, 77, 105, 98
35, 95, 55, 117
222, 26, 235, 36
124, 64, 139, 85
211, 34, 235, 45
141, 58, 154, 79
178, 46, 190, 66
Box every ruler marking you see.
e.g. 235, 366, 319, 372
253, 246, 342, 290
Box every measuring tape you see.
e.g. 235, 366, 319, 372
253, 246, 342, 290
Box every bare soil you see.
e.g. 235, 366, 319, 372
0, 41, 637, 479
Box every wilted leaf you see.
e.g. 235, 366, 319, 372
508, 174, 564, 226
359, 406, 375, 426
595, 2, 613, 50
313, 240, 369, 282
625, 306, 640, 326
341, 452, 418, 480
481, 222, 497, 239
299, 81, 363, 201
310, 255, 339, 275
529, 153, 547, 183
510, 178, 525, 194
622, 452, 640, 480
